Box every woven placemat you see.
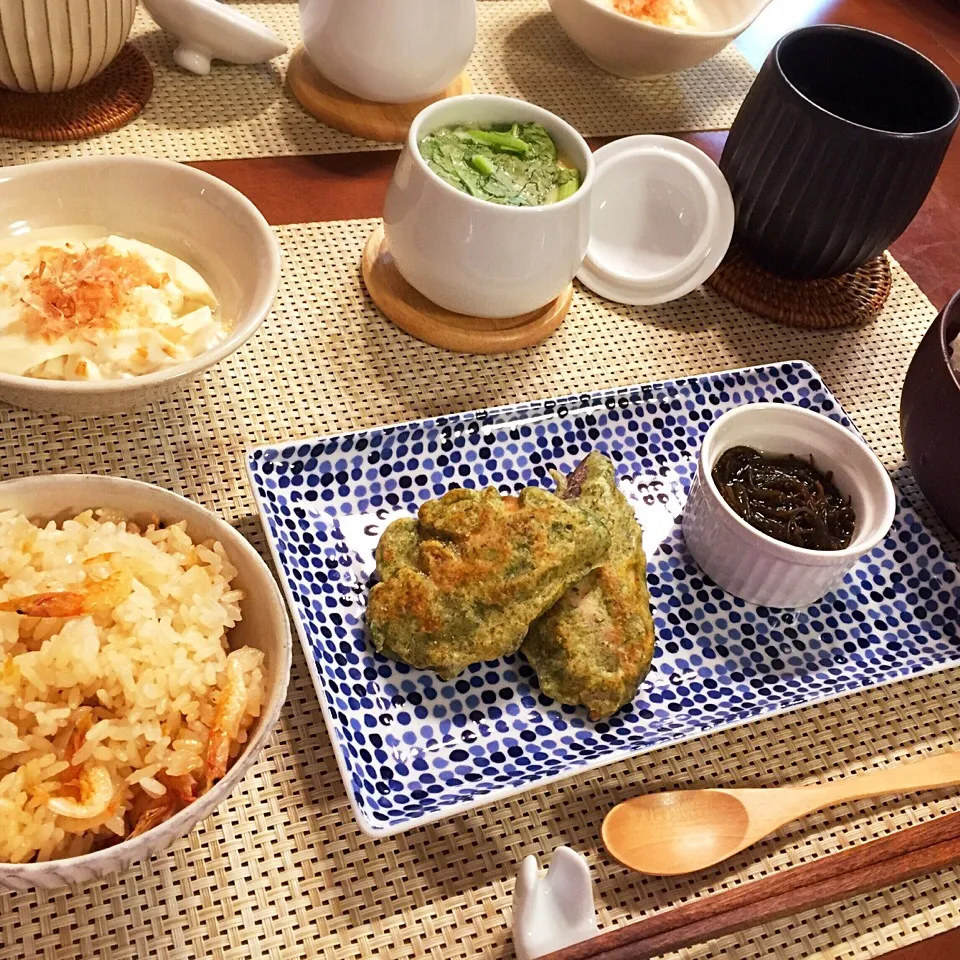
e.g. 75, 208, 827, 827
0, 219, 955, 960
0, 0, 756, 165
708, 247, 895, 330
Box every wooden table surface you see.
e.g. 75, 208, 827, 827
190, 0, 960, 955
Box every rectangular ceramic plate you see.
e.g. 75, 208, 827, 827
247, 361, 960, 836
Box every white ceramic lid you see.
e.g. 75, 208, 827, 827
577, 135, 734, 305
142, 0, 287, 75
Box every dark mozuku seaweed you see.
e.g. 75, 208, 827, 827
711, 446, 856, 551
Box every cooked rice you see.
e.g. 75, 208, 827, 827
0, 509, 264, 863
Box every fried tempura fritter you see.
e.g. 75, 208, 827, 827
367, 486, 610, 680
522, 453, 656, 720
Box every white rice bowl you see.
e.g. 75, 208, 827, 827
0, 509, 265, 863
0, 475, 291, 889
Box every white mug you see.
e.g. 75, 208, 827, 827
298, 0, 476, 104
0, 0, 137, 93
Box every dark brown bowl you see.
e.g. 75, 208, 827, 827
901, 290, 960, 538
721, 25, 960, 279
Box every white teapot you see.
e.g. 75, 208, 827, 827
298, 0, 476, 104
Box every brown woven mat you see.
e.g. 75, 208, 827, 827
0, 220, 955, 960
0, 44, 153, 143
708, 247, 894, 330
0, 0, 755, 165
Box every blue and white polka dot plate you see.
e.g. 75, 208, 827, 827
246, 361, 960, 836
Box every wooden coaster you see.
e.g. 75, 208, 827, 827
362, 225, 571, 354
0, 44, 153, 142
287, 45, 473, 143
706, 246, 893, 330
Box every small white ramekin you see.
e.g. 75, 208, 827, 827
682, 402, 897, 608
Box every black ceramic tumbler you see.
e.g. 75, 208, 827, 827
720, 26, 960, 279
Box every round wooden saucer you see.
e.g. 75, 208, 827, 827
287, 45, 472, 143
362, 225, 572, 354
0, 44, 153, 142
706, 245, 892, 330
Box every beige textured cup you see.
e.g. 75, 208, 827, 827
0, 0, 138, 93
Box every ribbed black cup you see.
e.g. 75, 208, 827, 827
720, 26, 960, 279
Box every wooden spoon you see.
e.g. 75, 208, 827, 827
602, 752, 960, 876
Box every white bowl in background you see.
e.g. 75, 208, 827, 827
682, 403, 897, 608
548, 0, 773, 78
577, 135, 734, 305
383, 94, 595, 318
0, 0, 137, 93
0, 156, 280, 416
299, 0, 475, 104
0, 474, 292, 892
142, 0, 287, 76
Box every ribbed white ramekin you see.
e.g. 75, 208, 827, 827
682, 402, 896, 608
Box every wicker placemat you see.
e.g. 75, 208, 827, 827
0, 220, 955, 960
0, 0, 756, 165
0, 44, 153, 143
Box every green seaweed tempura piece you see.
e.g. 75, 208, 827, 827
418, 122, 581, 206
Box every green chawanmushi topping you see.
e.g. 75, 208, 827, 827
711, 445, 856, 551
418, 122, 580, 206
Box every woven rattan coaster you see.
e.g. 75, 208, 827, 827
0, 44, 153, 143
706, 246, 893, 330
362, 224, 571, 353
287, 45, 472, 143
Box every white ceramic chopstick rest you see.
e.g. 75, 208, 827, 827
513, 846, 599, 960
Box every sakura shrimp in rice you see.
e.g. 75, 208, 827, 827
0, 508, 265, 864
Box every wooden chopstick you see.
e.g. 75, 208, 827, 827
543, 812, 960, 960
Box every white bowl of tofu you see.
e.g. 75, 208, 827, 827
0, 157, 280, 416
548, 0, 773, 78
